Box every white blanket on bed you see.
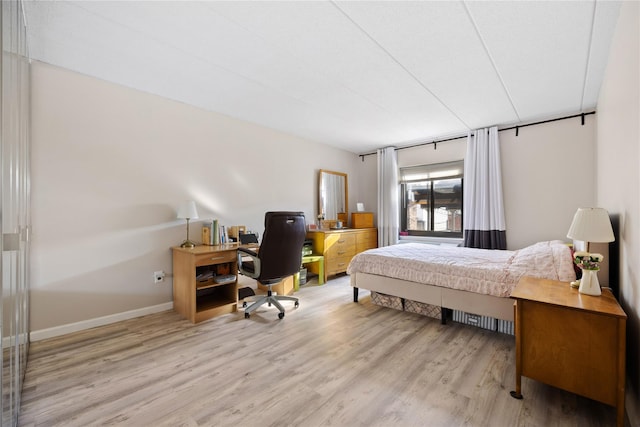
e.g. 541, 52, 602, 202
346, 240, 576, 297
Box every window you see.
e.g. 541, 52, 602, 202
400, 160, 464, 237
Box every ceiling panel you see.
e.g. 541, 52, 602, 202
23, 0, 621, 153
336, 1, 520, 129
467, 1, 595, 121
582, 1, 624, 110
207, 1, 469, 143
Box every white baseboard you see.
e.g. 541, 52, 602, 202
29, 302, 174, 342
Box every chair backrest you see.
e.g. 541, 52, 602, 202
257, 211, 306, 284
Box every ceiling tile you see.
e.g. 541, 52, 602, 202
22, 0, 622, 153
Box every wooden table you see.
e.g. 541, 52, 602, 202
510, 276, 627, 427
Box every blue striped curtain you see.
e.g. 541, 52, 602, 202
463, 127, 507, 249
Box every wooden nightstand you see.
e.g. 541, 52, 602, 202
510, 276, 627, 427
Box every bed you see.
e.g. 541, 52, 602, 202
347, 240, 576, 324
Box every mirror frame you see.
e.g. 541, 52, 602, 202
318, 169, 348, 224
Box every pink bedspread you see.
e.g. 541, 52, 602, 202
346, 240, 576, 298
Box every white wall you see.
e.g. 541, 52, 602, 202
500, 117, 596, 249
357, 117, 596, 250
595, 1, 639, 425
30, 62, 361, 332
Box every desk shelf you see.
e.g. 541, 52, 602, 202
196, 277, 237, 291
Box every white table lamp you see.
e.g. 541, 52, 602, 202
567, 207, 615, 296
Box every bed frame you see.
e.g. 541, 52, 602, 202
351, 272, 515, 324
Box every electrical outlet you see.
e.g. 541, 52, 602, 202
154, 271, 165, 283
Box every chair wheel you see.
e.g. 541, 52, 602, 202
294, 301, 299, 308
278, 312, 285, 319
243, 301, 247, 308
245, 312, 250, 319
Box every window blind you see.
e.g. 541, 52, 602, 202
400, 160, 464, 182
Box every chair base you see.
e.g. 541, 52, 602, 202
244, 290, 299, 319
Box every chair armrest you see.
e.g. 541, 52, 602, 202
237, 248, 260, 279
238, 247, 258, 257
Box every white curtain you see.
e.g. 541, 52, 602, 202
463, 126, 507, 249
377, 147, 399, 247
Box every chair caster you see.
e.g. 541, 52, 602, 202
294, 301, 299, 308
245, 312, 250, 319
243, 301, 247, 308
278, 312, 285, 319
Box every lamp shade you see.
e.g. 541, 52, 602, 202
567, 207, 614, 243
177, 200, 199, 220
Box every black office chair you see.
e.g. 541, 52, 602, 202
237, 211, 306, 319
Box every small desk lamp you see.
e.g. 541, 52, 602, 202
567, 207, 615, 295
177, 201, 199, 248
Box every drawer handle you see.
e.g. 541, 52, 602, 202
337, 251, 346, 255
210, 256, 226, 261
338, 239, 346, 243
338, 263, 346, 267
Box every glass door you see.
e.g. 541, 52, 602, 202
1, 1, 31, 425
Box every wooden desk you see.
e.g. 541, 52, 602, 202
172, 245, 239, 323
511, 276, 627, 427
173, 243, 313, 322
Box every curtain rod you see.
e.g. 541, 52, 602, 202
358, 111, 596, 161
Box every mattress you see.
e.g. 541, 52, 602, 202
347, 240, 576, 298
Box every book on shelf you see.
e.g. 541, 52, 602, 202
212, 219, 219, 245
201, 221, 213, 245
220, 225, 230, 244
200, 220, 234, 246
202, 226, 211, 245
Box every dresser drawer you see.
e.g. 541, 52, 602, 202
195, 250, 236, 267
356, 230, 377, 252
326, 255, 353, 276
326, 243, 356, 259
325, 233, 356, 247
325, 233, 356, 258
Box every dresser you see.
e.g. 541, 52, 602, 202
306, 228, 377, 282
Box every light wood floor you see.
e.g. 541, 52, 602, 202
19, 276, 616, 427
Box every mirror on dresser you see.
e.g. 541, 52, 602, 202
318, 169, 348, 227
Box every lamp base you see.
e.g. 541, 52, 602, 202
578, 269, 601, 296
180, 240, 196, 248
